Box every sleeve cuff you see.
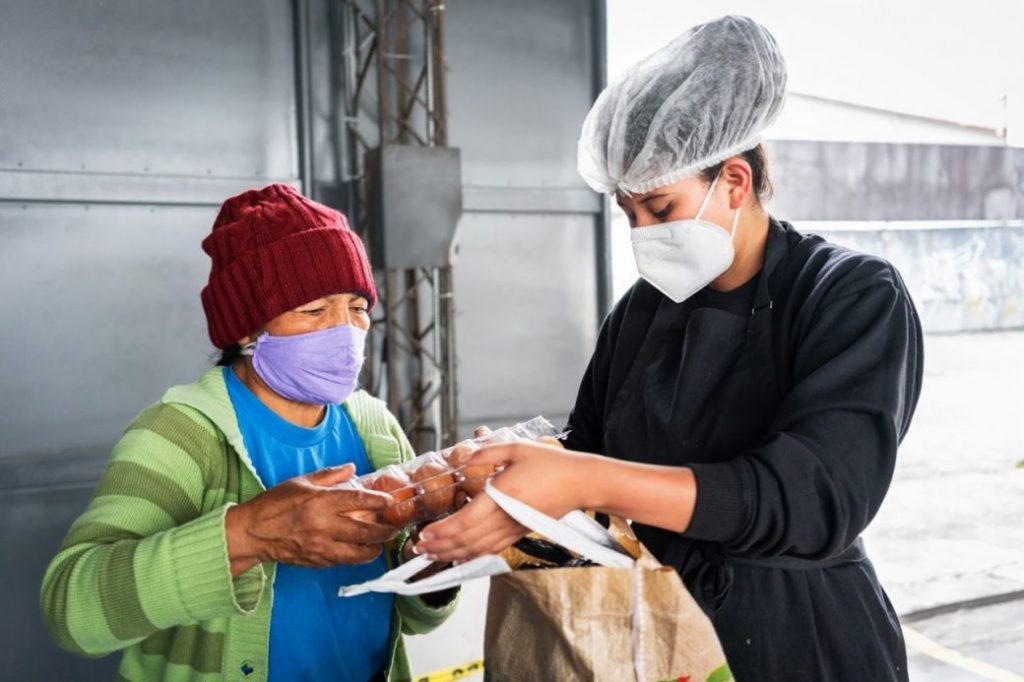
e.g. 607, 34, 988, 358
392, 532, 458, 635
397, 590, 459, 635
685, 461, 753, 544
168, 504, 265, 621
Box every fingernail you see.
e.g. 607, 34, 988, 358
426, 554, 438, 561
411, 543, 421, 555
420, 531, 433, 541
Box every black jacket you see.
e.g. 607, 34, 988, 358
565, 219, 922, 681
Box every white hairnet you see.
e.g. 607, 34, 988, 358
578, 15, 787, 195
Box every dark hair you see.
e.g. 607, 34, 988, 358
216, 344, 242, 367
699, 143, 773, 204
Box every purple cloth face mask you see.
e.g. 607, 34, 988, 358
241, 324, 367, 406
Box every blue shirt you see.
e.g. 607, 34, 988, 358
224, 367, 393, 682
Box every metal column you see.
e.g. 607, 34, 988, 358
340, 0, 458, 452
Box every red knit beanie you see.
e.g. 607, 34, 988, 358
200, 184, 376, 349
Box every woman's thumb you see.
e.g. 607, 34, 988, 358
307, 463, 356, 487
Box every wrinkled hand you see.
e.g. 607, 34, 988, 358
226, 464, 397, 575
414, 437, 594, 563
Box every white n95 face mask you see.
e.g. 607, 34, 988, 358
630, 173, 740, 303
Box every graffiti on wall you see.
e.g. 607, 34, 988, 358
814, 225, 1024, 333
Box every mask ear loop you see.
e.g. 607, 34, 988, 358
729, 205, 741, 243
695, 170, 740, 241
239, 331, 269, 357
694, 172, 722, 221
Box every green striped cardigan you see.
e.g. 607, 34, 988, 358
41, 367, 456, 681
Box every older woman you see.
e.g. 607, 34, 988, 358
42, 184, 454, 681
418, 16, 922, 681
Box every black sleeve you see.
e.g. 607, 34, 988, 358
685, 259, 924, 559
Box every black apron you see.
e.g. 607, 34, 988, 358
601, 225, 864, 614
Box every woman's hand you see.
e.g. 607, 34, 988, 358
415, 433, 700, 563
414, 440, 598, 563
225, 464, 397, 576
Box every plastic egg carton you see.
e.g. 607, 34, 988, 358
341, 416, 559, 527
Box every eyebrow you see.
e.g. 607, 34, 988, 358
638, 193, 670, 205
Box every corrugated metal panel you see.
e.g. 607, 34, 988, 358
0, 0, 297, 180
0, 203, 214, 458
0, 481, 118, 681
0, 2, 302, 678
446, 0, 597, 190
445, 0, 605, 438
453, 212, 598, 432
0, 0, 608, 677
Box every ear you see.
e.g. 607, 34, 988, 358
237, 329, 260, 346
720, 156, 753, 210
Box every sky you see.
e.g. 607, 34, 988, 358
607, 0, 1024, 142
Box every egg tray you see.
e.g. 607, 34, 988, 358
339, 416, 560, 528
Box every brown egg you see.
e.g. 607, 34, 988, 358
458, 465, 494, 497
367, 472, 418, 527
441, 442, 476, 467
441, 441, 494, 497
410, 461, 457, 518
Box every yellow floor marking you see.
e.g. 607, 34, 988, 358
903, 625, 1024, 682
413, 659, 485, 682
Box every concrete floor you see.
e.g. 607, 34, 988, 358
404, 332, 1024, 680
865, 332, 1024, 681
865, 331, 1024, 617
905, 599, 1024, 680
